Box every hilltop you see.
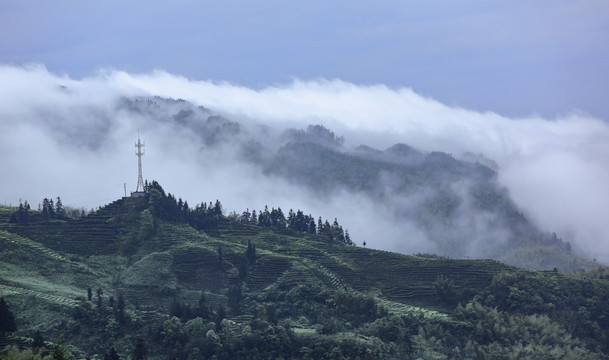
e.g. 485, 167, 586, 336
117, 97, 582, 270
1, 187, 608, 359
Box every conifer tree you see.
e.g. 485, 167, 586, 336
32, 330, 45, 349
97, 288, 104, 315
213, 200, 223, 216
55, 197, 65, 218
246, 239, 256, 265
132, 338, 147, 360
251, 209, 257, 225
0, 297, 17, 335
308, 215, 317, 234
239, 257, 248, 280
105, 346, 120, 360
42, 198, 51, 220
345, 229, 352, 245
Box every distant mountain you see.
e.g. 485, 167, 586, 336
0, 193, 608, 359
116, 97, 578, 270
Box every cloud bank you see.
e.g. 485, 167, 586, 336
1, 64, 608, 263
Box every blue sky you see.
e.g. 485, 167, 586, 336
1, 0, 608, 119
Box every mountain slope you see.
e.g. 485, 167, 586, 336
1, 197, 608, 359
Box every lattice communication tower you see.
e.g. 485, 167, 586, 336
135, 133, 145, 192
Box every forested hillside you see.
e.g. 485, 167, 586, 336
116, 97, 582, 270
1, 185, 608, 359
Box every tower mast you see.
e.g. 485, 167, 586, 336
135, 132, 145, 192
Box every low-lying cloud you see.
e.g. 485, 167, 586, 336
1, 64, 608, 263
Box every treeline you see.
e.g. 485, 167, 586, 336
145, 180, 353, 245
238, 207, 352, 244
145, 180, 223, 230
9, 196, 86, 223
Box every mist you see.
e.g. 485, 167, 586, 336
1, 64, 608, 264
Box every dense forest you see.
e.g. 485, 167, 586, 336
0, 184, 608, 359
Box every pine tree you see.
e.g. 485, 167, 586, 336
15, 201, 30, 223
48, 198, 55, 218
132, 338, 147, 360
345, 229, 352, 245
240, 208, 251, 224
97, 288, 104, 315
251, 210, 257, 226
213, 200, 223, 216
105, 346, 120, 360
0, 297, 17, 335
32, 330, 45, 349
308, 215, 317, 234
41, 198, 51, 220
239, 257, 248, 280
55, 197, 65, 218
246, 239, 256, 265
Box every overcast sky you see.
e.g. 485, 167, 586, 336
1, 2, 609, 262
1, 1, 608, 119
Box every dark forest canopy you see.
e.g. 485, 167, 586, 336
144, 180, 352, 245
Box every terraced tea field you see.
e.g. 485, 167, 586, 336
0, 197, 515, 334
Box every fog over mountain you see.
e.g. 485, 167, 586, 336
1, 64, 608, 264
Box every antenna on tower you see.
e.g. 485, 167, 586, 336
132, 131, 146, 197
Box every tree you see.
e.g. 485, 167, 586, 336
246, 239, 256, 265
213, 200, 223, 216
308, 215, 317, 234
239, 257, 248, 280
32, 330, 45, 349
132, 338, 147, 360
55, 197, 65, 218
42, 198, 52, 220
12, 201, 30, 223
105, 346, 120, 360
97, 288, 104, 314
345, 229, 352, 245
0, 297, 17, 336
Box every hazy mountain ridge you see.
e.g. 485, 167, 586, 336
114, 96, 577, 269
0, 195, 608, 359
3, 93, 586, 269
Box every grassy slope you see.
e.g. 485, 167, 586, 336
0, 199, 607, 358
0, 199, 500, 325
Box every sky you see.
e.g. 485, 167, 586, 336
1, 1, 609, 262
0, 1, 608, 119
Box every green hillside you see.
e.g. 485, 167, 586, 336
0, 195, 608, 359
114, 99, 582, 270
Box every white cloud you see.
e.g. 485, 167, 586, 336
1, 64, 608, 263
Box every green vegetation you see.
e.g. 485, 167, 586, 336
1, 185, 608, 359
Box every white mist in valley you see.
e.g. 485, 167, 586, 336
1, 64, 608, 263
